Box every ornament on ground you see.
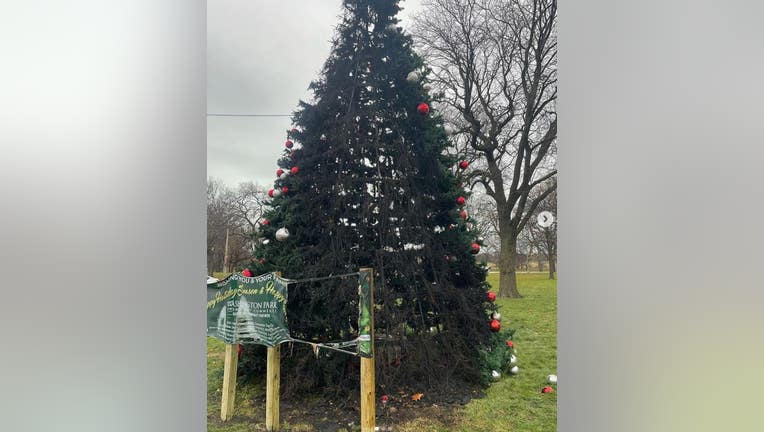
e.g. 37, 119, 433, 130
541, 386, 554, 394
510, 365, 520, 375
547, 374, 557, 384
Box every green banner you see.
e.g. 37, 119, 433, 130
358, 271, 372, 358
206, 272, 290, 346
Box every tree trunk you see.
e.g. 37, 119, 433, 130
548, 254, 556, 279
498, 230, 522, 298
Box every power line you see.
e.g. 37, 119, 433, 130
207, 113, 292, 117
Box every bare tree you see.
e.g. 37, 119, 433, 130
414, 0, 557, 297
467, 190, 501, 264
207, 178, 268, 274
228, 181, 269, 250
522, 184, 557, 278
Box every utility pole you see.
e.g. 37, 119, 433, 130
222, 228, 230, 273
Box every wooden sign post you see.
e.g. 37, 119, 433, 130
266, 271, 282, 431
359, 268, 375, 432
220, 343, 238, 421
265, 345, 281, 431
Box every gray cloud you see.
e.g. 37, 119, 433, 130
208, 0, 423, 188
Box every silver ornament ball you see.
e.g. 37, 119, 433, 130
547, 374, 557, 384
275, 227, 290, 241
509, 365, 520, 375
491, 370, 501, 380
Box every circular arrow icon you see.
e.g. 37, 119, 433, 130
537, 211, 555, 228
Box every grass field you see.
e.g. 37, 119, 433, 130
207, 272, 557, 431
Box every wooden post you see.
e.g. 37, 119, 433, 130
360, 268, 375, 432
266, 270, 282, 431
265, 345, 281, 431
220, 343, 238, 421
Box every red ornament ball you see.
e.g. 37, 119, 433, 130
241, 268, 253, 277
260, 219, 270, 226
290, 128, 298, 134
490, 319, 501, 332
281, 186, 289, 194
290, 166, 299, 175
268, 188, 275, 198
381, 395, 389, 403
460, 210, 468, 220
417, 102, 430, 115
456, 196, 466, 206
541, 386, 554, 394
459, 160, 469, 170
285, 140, 294, 149
487, 291, 497, 302
506, 340, 514, 348
471, 243, 480, 254
276, 169, 284, 177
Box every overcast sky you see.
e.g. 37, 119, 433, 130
207, 0, 423, 188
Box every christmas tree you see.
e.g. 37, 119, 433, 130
248, 0, 498, 396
